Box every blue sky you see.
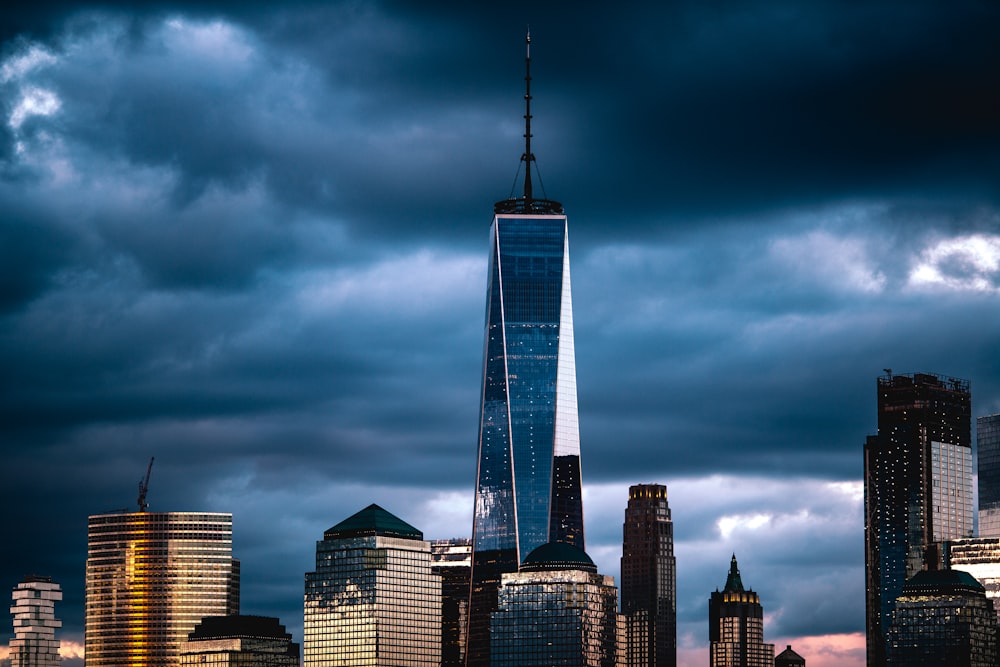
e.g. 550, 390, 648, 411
3, 2, 1000, 665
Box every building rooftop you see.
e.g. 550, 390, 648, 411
324, 503, 423, 540
723, 554, 745, 593
188, 615, 292, 641
520, 541, 596, 573
902, 568, 985, 594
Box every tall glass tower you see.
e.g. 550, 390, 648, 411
466, 31, 584, 667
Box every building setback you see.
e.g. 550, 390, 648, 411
708, 555, 773, 667
85, 511, 240, 667
8, 576, 62, 667
621, 484, 676, 667
864, 372, 972, 667
303, 504, 440, 666
179, 615, 299, 667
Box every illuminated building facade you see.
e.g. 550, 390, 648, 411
8, 576, 62, 667
490, 542, 619, 667
179, 615, 299, 667
978, 414, 1000, 537
431, 539, 472, 667
85, 511, 240, 667
708, 555, 774, 667
468, 31, 584, 666
946, 537, 1000, 625
886, 569, 997, 666
621, 484, 676, 667
303, 504, 441, 666
864, 372, 971, 667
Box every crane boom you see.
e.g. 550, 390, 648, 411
137, 457, 154, 512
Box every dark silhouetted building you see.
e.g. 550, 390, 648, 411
431, 538, 472, 667
490, 542, 619, 667
468, 31, 585, 667
621, 484, 676, 667
886, 568, 997, 666
775, 645, 805, 667
864, 372, 972, 667
303, 504, 440, 666
179, 615, 299, 667
709, 555, 774, 667
8, 575, 62, 667
978, 414, 1000, 537
85, 511, 240, 667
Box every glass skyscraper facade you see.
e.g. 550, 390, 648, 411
8, 575, 62, 667
864, 372, 971, 667
621, 484, 676, 667
467, 31, 585, 667
85, 511, 240, 667
708, 555, 774, 667
978, 414, 1000, 537
430, 539, 472, 667
490, 542, 619, 667
303, 504, 441, 667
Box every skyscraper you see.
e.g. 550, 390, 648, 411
977, 414, 1000, 537
621, 484, 676, 667
490, 542, 619, 667
467, 31, 584, 666
864, 372, 972, 667
85, 511, 240, 667
303, 504, 441, 666
708, 555, 774, 667
431, 539, 472, 667
8, 575, 62, 667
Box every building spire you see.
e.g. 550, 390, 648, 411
522, 28, 533, 203
725, 553, 745, 592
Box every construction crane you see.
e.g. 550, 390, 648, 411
137, 457, 154, 512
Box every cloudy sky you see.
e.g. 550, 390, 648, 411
2, 1, 1000, 665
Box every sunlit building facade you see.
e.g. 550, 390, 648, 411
886, 569, 997, 666
431, 539, 472, 667
708, 555, 774, 667
85, 511, 240, 667
621, 484, 676, 667
946, 537, 1000, 625
179, 615, 299, 667
864, 372, 971, 667
8, 575, 62, 667
490, 542, 619, 667
978, 414, 1000, 537
303, 504, 440, 666
468, 32, 585, 667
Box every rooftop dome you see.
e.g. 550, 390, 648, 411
520, 541, 596, 573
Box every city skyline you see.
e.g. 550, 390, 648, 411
3, 3, 1000, 667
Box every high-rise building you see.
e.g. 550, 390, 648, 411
179, 615, 299, 667
708, 555, 774, 667
8, 575, 62, 667
886, 569, 997, 666
303, 503, 441, 666
978, 414, 1000, 537
490, 542, 619, 667
621, 484, 676, 667
467, 31, 585, 667
946, 537, 1000, 624
431, 539, 472, 667
864, 372, 972, 667
85, 511, 240, 667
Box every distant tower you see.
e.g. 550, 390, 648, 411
467, 30, 584, 667
775, 645, 806, 667
490, 542, 619, 667
179, 615, 300, 667
8, 576, 62, 667
621, 484, 676, 667
303, 504, 441, 666
864, 372, 972, 667
978, 414, 1000, 537
85, 511, 240, 667
431, 539, 472, 667
886, 569, 997, 666
708, 555, 774, 667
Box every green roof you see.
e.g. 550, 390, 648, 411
723, 554, 745, 593
324, 504, 423, 540
903, 568, 984, 593
520, 541, 597, 573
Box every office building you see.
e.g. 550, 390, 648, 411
431, 539, 472, 667
864, 372, 971, 667
179, 615, 299, 667
886, 568, 997, 666
708, 555, 774, 667
978, 414, 1000, 537
8, 575, 62, 667
490, 542, 619, 667
85, 511, 240, 667
946, 537, 1000, 624
303, 503, 440, 666
468, 32, 585, 666
775, 645, 805, 667
621, 483, 676, 667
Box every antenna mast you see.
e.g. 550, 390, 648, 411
522, 29, 533, 203
137, 457, 154, 512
